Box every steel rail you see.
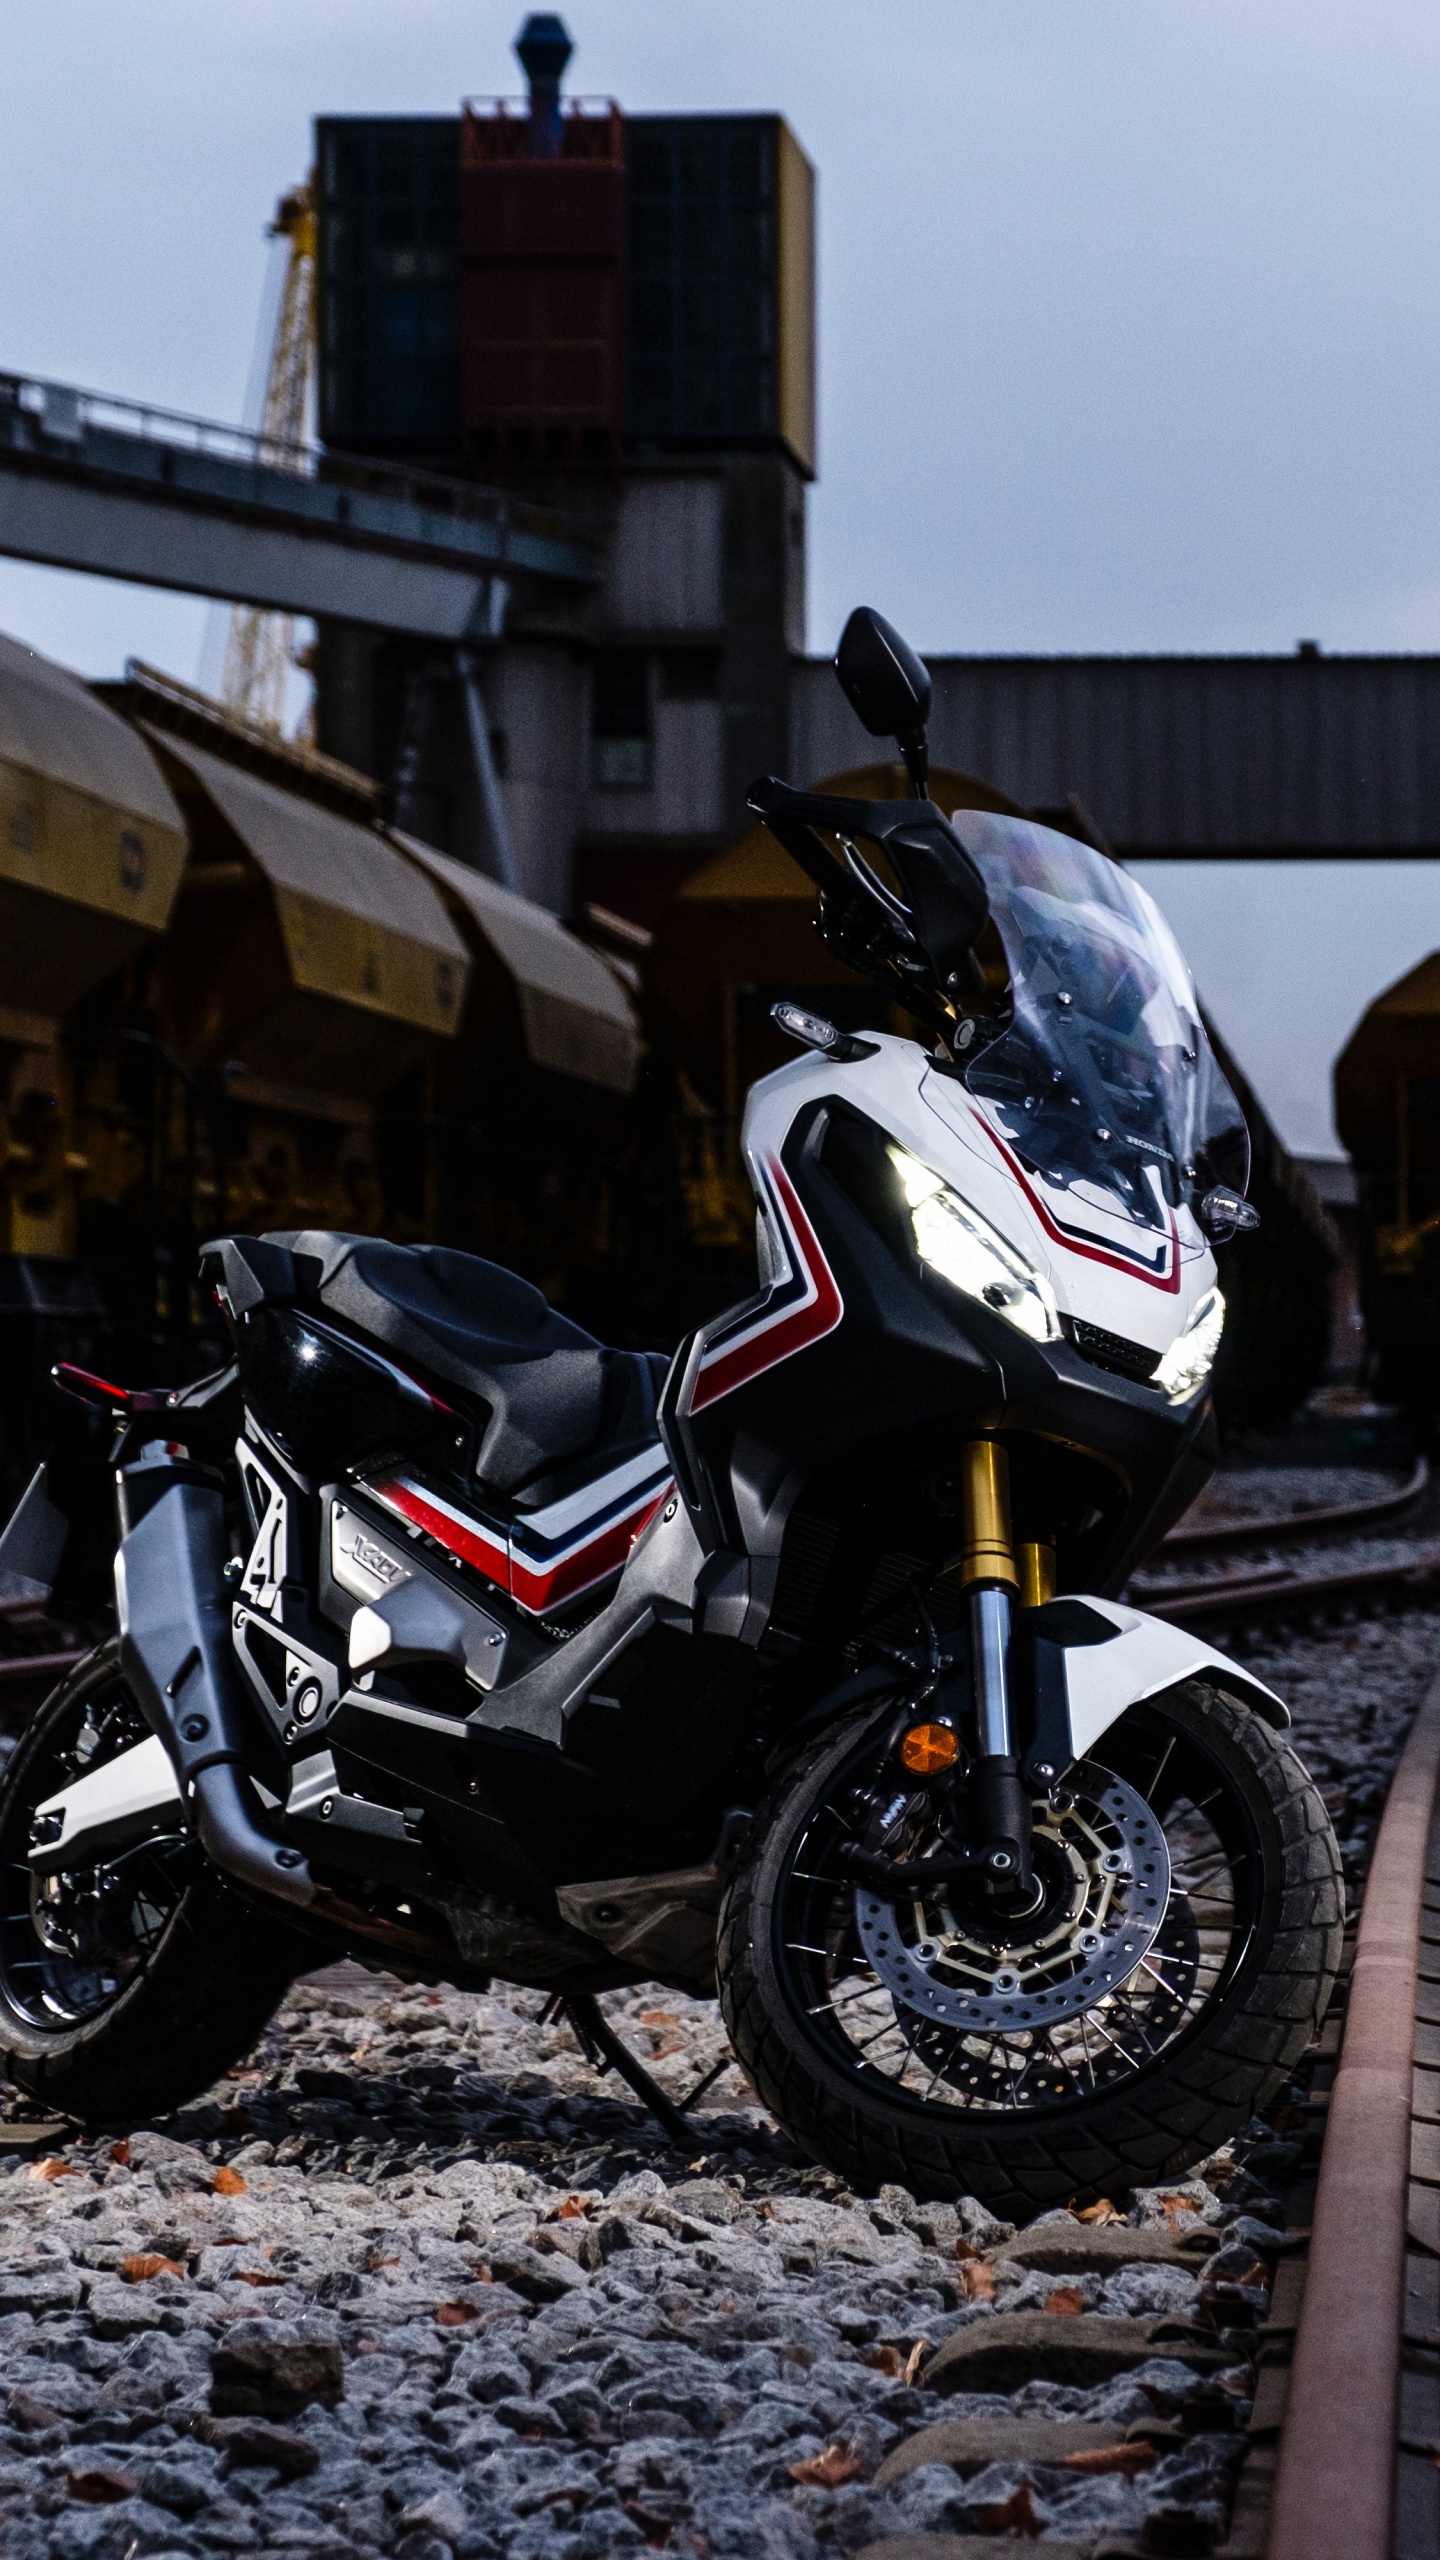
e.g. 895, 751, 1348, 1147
1142, 1540, 1440, 1631
1160, 1456, 1429, 1558
1266, 1666, 1440, 2560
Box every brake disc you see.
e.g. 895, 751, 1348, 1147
853, 1760, 1170, 2034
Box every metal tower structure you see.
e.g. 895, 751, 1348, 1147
221, 180, 317, 733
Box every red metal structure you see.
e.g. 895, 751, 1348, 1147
460, 23, 624, 474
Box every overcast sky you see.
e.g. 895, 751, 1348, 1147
4, 1, 1440, 1154
3, 0, 1440, 678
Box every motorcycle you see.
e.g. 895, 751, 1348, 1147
0, 609, 1341, 2214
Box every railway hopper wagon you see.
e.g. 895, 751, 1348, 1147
1336, 952, 1440, 1429
0, 650, 642, 1550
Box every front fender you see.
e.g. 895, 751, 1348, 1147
1019, 1594, 1287, 1783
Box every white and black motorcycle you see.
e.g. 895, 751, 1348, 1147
0, 609, 1340, 2215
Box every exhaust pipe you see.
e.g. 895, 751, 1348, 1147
115, 1476, 317, 1912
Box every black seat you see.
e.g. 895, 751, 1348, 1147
267, 1231, 669, 1499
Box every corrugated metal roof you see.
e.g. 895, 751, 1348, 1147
155, 736, 465, 951
0, 629, 182, 830
151, 731, 468, 1040
790, 654, 1440, 853
390, 832, 640, 1095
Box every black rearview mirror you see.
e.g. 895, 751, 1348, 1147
835, 607, 932, 798
835, 607, 932, 741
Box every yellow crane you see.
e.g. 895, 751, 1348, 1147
221, 180, 317, 734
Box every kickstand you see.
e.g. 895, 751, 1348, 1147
559, 1991, 697, 2149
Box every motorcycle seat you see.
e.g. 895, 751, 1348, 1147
264, 1230, 670, 1500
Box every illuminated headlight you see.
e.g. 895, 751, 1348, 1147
888, 1146, 1059, 1342
1152, 1288, 1225, 1403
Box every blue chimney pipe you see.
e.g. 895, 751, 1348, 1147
515, 14, 573, 159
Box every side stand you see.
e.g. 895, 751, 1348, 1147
556, 1992, 698, 2148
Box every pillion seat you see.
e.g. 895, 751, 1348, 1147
261, 1230, 671, 1500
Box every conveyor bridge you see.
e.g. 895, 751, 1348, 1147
0, 369, 594, 638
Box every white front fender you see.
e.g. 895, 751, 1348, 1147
1029, 1595, 1288, 1772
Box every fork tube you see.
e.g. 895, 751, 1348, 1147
955, 1440, 1032, 1895
970, 1583, 1013, 1758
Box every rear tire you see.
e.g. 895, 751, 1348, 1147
718, 1684, 1342, 2217
0, 1642, 313, 2125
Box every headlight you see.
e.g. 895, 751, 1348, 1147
888, 1145, 1059, 1342
1152, 1287, 1225, 1403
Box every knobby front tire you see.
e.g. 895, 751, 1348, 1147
717, 1685, 1342, 2217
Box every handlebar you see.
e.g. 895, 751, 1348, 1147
746, 775, 991, 1017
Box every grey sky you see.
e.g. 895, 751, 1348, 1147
3, 3, 1439, 1158
3, 0, 1440, 673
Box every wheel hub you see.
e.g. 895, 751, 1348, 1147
854, 1760, 1170, 2032
32, 1864, 142, 1965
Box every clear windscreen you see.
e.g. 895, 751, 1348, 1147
946, 812, 1249, 1235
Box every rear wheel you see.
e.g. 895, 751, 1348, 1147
718, 1684, 1342, 2216
0, 1642, 313, 2124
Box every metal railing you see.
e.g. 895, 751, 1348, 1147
0, 366, 589, 556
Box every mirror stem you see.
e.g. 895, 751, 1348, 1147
900, 728, 931, 801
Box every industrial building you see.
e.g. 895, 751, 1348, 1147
310, 14, 814, 920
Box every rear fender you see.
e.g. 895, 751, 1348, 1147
1018, 1595, 1288, 1787
30, 1734, 183, 1876
0, 1466, 69, 1609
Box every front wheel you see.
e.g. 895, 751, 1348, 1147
718, 1684, 1342, 2217
0, 1642, 313, 2125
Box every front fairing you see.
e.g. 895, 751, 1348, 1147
741, 1032, 1221, 1361
698, 1047, 1221, 1593
916, 1059, 1218, 1359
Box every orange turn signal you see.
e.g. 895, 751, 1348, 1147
900, 1722, 960, 1776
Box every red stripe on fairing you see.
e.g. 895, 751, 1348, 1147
510, 1490, 669, 1612
367, 1476, 511, 1589
687, 1157, 843, 1414
965, 1104, 1182, 1297
365, 1473, 672, 1616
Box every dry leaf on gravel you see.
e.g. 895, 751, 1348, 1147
66, 2466, 137, 2505
1044, 2286, 1087, 2316
788, 2443, 864, 2489
960, 2258, 996, 2303
975, 2480, 1044, 2536
233, 2271, 285, 2289
435, 2301, 481, 2327
120, 2253, 184, 2284
557, 2195, 590, 2219
212, 2166, 247, 2196
862, 2344, 906, 2377
1074, 2198, 1123, 2225
26, 2158, 79, 2182
108, 2140, 129, 2167
903, 2340, 928, 2384
1063, 2441, 1159, 2477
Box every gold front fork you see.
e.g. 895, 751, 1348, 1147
951, 1437, 1055, 1605
1017, 1540, 1056, 1609
949, 1439, 1050, 1898
955, 1438, 1018, 1592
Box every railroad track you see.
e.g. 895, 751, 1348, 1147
1228, 1665, 1440, 2560
1159, 1457, 1430, 1560
1130, 1457, 1440, 1634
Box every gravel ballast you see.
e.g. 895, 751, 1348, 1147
0, 1586, 1431, 2558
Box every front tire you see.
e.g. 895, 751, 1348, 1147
718, 1685, 1342, 2216
0, 1643, 313, 2125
